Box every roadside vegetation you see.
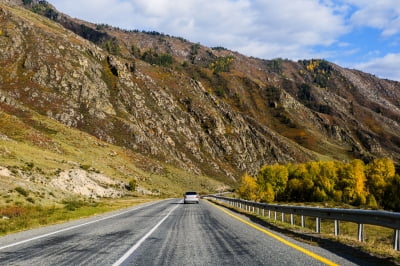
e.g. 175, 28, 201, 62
238, 158, 399, 211
0, 108, 224, 236
0, 197, 157, 236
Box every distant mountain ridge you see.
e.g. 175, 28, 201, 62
1, 0, 399, 188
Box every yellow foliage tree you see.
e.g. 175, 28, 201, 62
237, 173, 258, 201
257, 164, 288, 199
316, 161, 337, 194
337, 159, 367, 205
366, 158, 395, 203
351, 160, 365, 192
259, 183, 275, 203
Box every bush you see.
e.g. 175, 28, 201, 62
15, 187, 29, 197
103, 38, 120, 55
128, 178, 137, 191
26, 197, 35, 204
62, 199, 85, 211
79, 164, 91, 171
141, 50, 173, 67
209, 56, 234, 73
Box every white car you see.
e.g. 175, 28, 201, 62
183, 191, 200, 204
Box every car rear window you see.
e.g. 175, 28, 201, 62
185, 192, 197, 195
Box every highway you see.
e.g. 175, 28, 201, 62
0, 199, 392, 265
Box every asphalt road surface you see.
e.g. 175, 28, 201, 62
0, 199, 392, 265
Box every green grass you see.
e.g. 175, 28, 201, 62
0, 197, 157, 236
0, 108, 225, 203
0, 106, 224, 241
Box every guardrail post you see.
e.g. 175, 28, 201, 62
358, 224, 364, 242
394, 229, 400, 251
316, 217, 321, 233
212, 195, 400, 251
334, 220, 340, 236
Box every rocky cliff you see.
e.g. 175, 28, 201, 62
1, 0, 399, 189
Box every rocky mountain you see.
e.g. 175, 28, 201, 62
1, 0, 399, 198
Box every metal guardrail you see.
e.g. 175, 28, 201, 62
208, 195, 400, 251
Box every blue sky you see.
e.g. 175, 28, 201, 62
47, 0, 400, 81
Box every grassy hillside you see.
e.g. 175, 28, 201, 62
0, 107, 225, 206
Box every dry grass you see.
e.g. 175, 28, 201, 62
0, 197, 158, 236
0, 107, 224, 203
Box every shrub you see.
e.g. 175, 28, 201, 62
26, 197, 35, 204
190, 43, 201, 63
265, 58, 283, 73
79, 164, 91, 171
62, 198, 85, 211
141, 50, 173, 67
128, 178, 137, 191
103, 38, 121, 55
15, 187, 29, 197
0, 205, 27, 217
209, 56, 234, 73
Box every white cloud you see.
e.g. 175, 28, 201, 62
342, 0, 400, 36
48, 0, 347, 60
43, 1, 400, 81
354, 53, 400, 81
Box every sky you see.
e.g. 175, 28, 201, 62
47, 0, 400, 81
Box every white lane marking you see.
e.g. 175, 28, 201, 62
112, 200, 182, 266
0, 200, 164, 251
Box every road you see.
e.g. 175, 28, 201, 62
0, 199, 390, 265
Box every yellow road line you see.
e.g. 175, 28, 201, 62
207, 201, 339, 266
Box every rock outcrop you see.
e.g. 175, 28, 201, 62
0, 0, 399, 185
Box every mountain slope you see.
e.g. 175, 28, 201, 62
1, 0, 399, 199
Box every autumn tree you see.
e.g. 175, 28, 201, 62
259, 183, 275, 203
241, 158, 396, 210
312, 187, 328, 202
336, 159, 367, 205
286, 163, 314, 201
383, 175, 400, 211
366, 194, 378, 209
366, 158, 395, 204
237, 173, 258, 201
257, 164, 288, 200
315, 161, 337, 197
